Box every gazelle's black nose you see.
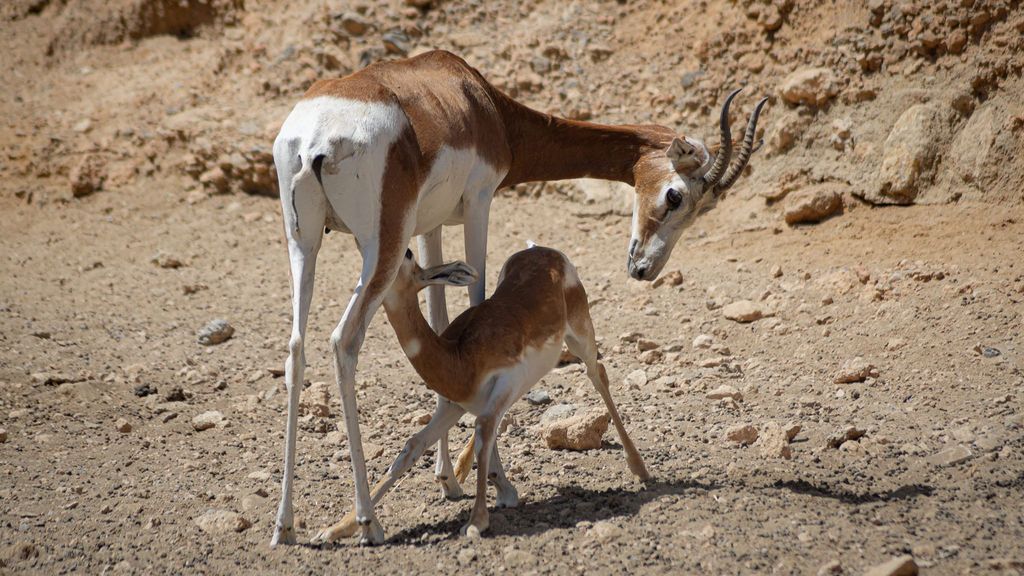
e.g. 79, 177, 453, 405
628, 262, 648, 280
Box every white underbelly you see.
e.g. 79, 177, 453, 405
460, 337, 564, 417
412, 146, 505, 236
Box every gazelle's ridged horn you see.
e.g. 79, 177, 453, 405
701, 87, 742, 188
715, 96, 769, 194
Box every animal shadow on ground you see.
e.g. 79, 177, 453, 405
767, 479, 935, 504
383, 476, 717, 545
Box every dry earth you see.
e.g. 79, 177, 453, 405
1, 0, 1023, 574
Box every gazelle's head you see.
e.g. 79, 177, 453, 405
628, 89, 768, 280
386, 249, 478, 305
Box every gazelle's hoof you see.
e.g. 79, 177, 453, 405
461, 524, 483, 539
436, 474, 464, 500
495, 486, 519, 509
270, 524, 296, 547
358, 517, 385, 546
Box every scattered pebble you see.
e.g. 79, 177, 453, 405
816, 560, 842, 575
194, 509, 251, 534
192, 410, 224, 431
725, 424, 759, 446
624, 369, 648, 388
457, 547, 477, 564
114, 418, 132, 433
722, 300, 766, 323
692, 334, 714, 349
834, 357, 878, 383
525, 389, 552, 406
652, 270, 683, 288
198, 319, 234, 346
133, 384, 155, 397
706, 385, 743, 401
299, 381, 332, 417
0, 428, 7, 443
926, 445, 973, 467
863, 555, 918, 576
827, 425, 866, 448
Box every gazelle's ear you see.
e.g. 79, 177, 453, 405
667, 137, 705, 174
419, 262, 478, 287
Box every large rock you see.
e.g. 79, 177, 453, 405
192, 410, 224, 431
541, 409, 609, 450
778, 68, 838, 107
194, 510, 251, 534
725, 424, 759, 446
198, 319, 234, 346
949, 106, 996, 189
861, 105, 945, 205
783, 184, 843, 225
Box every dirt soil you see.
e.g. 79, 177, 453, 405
1, 0, 1023, 574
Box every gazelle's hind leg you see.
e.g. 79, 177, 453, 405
463, 414, 499, 536
417, 227, 463, 500
489, 441, 518, 508
271, 151, 327, 547
313, 399, 466, 543
564, 283, 650, 481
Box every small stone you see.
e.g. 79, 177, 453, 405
770, 265, 783, 278
827, 425, 866, 448
382, 31, 409, 56
756, 422, 799, 459
457, 547, 476, 564
619, 331, 643, 343
725, 424, 758, 446
692, 334, 714, 349
414, 412, 432, 425
926, 445, 973, 467
624, 369, 648, 388
151, 252, 183, 269
863, 555, 919, 576
784, 185, 843, 225
247, 470, 272, 482
722, 300, 765, 323
589, 520, 622, 542
652, 270, 683, 288
834, 357, 877, 383
339, 12, 371, 36
636, 338, 659, 352
198, 319, 234, 346
817, 560, 843, 575
779, 67, 838, 107
639, 349, 663, 364
163, 386, 186, 402
194, 510, 252, 534
299, 381, 332, 417
706, 385, 743, 401
525, 389, 552, 406
73, 118, 92, 133
198, 167, 229, 194
114, 418, 132, 433
541, 409, 609, 450
133, 384, 155, 397
0, 428, 7, 443
192, 410, 224, 431
69, 154, 107, 197
539, 403, 577, 426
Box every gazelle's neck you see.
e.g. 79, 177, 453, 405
495, 95, 673, 188
382, 292, 464, 399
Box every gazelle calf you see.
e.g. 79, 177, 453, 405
313, 244, 649, 542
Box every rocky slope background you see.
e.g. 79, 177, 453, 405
2, 0, 1023, 212
1, 1, 1023, 574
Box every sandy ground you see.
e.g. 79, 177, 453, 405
1, 179, 1022, 573
2, 0, 1024, 574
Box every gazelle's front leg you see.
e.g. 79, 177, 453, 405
417, 227, 462, 500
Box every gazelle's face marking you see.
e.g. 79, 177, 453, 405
628, 137, 714, 281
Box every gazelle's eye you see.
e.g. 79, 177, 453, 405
666, 188, 683, 210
